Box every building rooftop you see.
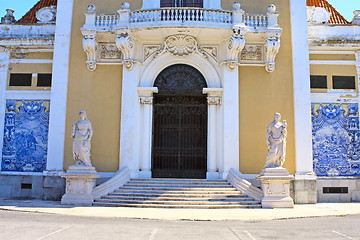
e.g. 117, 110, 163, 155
17, 0, 350, 25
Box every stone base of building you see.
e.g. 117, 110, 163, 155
61, 165, 100, 206
317, 177, 360, 202
257, 167, 295, 208
293, 173, 317, 204
0, 173, 65, 200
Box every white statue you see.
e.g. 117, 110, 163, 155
265, 113, 287, 168
72, 111, 93, 167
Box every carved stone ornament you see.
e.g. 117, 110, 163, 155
226, 30, 246, 70
139, 96, 153, 105
240, 45, 263, 63
143, 45, 161, 61
116, 32, 135, 69
0, 47, 10, 70
265, 36, 280, 72
1, 9, 16, 24
163, 34, 198, 56
201, 46, 218, 62
207, 96, 222, 105
307, 6, 330, 25
99, 43, 122, 62
82, 32, 98, 71
36, 6, 57, 23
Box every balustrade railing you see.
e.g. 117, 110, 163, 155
243, 13, 268, 28
91, 8, 271, 28
130, 8, 232, 24
95, 14, 118, 27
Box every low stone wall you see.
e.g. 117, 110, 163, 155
0, 174, 65, 201
317, 177, 360, 202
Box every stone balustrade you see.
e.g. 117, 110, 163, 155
86, 6, 276, 30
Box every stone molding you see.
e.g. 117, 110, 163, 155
82, 31, 97, 71
207, 96, 222, 105
36, 6, 57, 23
139, 96, 153, 105
265, 35, 281, 72
162, 34, 198, 56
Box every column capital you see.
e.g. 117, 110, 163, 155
139, 96, 153, 105
203, 88, 223, 97
207, 96, 222, 105
137, 87, 159, 97
355, 49, 360, 62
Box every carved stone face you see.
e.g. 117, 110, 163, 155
79, 111, 87, 120
274, 113, 281, 122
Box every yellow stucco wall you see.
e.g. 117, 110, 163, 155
310, 54, 355, 61
227, 0, 296, 174
66, 0, 296, 174
63, 0, 144, 172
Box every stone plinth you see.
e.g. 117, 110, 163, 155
61, 165, 100, 206
257, 167, 294, 208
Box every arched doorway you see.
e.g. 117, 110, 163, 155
152, 64, 208, 178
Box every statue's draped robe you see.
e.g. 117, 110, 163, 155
265, 121, 287, 168
72, 120, 92, 167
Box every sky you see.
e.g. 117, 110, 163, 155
0, 0, 359, 21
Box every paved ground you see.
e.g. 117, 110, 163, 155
0, 198, 360, 221
0, 210, 359, 240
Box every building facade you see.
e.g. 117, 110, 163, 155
0, 0, 359, 203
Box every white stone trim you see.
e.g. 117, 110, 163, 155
0, 47, 10, 171
140, 52, 221, 88
0, 171, 44, 176
290, 0, 314, 175
137, 87, 158, 178
5, 90, 51, 99
309, 50, 355, 55
9, 59, 53, 64
46, 0, 74, 172
310, 60, 356, 65
203, 88, 223, 179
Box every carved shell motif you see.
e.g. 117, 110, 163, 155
164, 35, 198, 56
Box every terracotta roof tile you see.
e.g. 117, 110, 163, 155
18, 0, 57, 23
307, 0, 350, 24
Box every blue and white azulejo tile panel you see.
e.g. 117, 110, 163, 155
1, 100, 50, 172
312, 103, 360, 176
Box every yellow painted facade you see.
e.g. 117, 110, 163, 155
63, 0, 298, 174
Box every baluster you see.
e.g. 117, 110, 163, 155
191, 9, 194, 21
200, 9, 203, 21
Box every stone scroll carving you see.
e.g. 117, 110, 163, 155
162, 34, 198, 56
265, 36, 280, 72
36, 6, 57, 23
72, 111, 93, 167
116, 32, 135, 69
82, 31, 98, 71
226, 30, 246, 70
265, 113, 287, 168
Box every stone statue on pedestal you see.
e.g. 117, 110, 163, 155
265, 113, 287, 168
72, 111, 93, 167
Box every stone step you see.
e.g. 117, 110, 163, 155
129, 180, 228, 185
108, 192, 247, 198
120, 186, 237, 191
132, 178, 227, 182
102, 195, 254, 201
93, 202, 262, 209
95, 198, 260, 205
124, 183, 231, 188
114, 189, 241, 194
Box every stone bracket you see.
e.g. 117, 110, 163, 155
81, 30, 97, 71
225, 29, 246, 71
265, 32, 282, 72
115, 31, 135, 69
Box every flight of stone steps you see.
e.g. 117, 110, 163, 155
93, 178, 262, 208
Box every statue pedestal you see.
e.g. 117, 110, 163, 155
61, 165, 100, 206
257, 167, 294, 208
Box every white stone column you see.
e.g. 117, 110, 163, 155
290, 0, 317, 204
290, 0, 314, 176
119, 64, 141, 177
220, 66, 239, 179
45, 0, 75, 173
203, 88, 223, 179
137, 87, 158, 178
355, 51, 360, 108
142, 0, 160, 9
203, 0, 221, 9
0, 47, 10, 170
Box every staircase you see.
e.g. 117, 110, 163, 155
93, 178, 262, 208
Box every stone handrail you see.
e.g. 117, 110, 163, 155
89, 8, 273, 28
243, 13, 268, 28
92, 167, 131, 199
227, 168, 263, 200
130, 8, 232, 25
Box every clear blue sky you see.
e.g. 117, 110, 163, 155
0, 0, 359, 21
